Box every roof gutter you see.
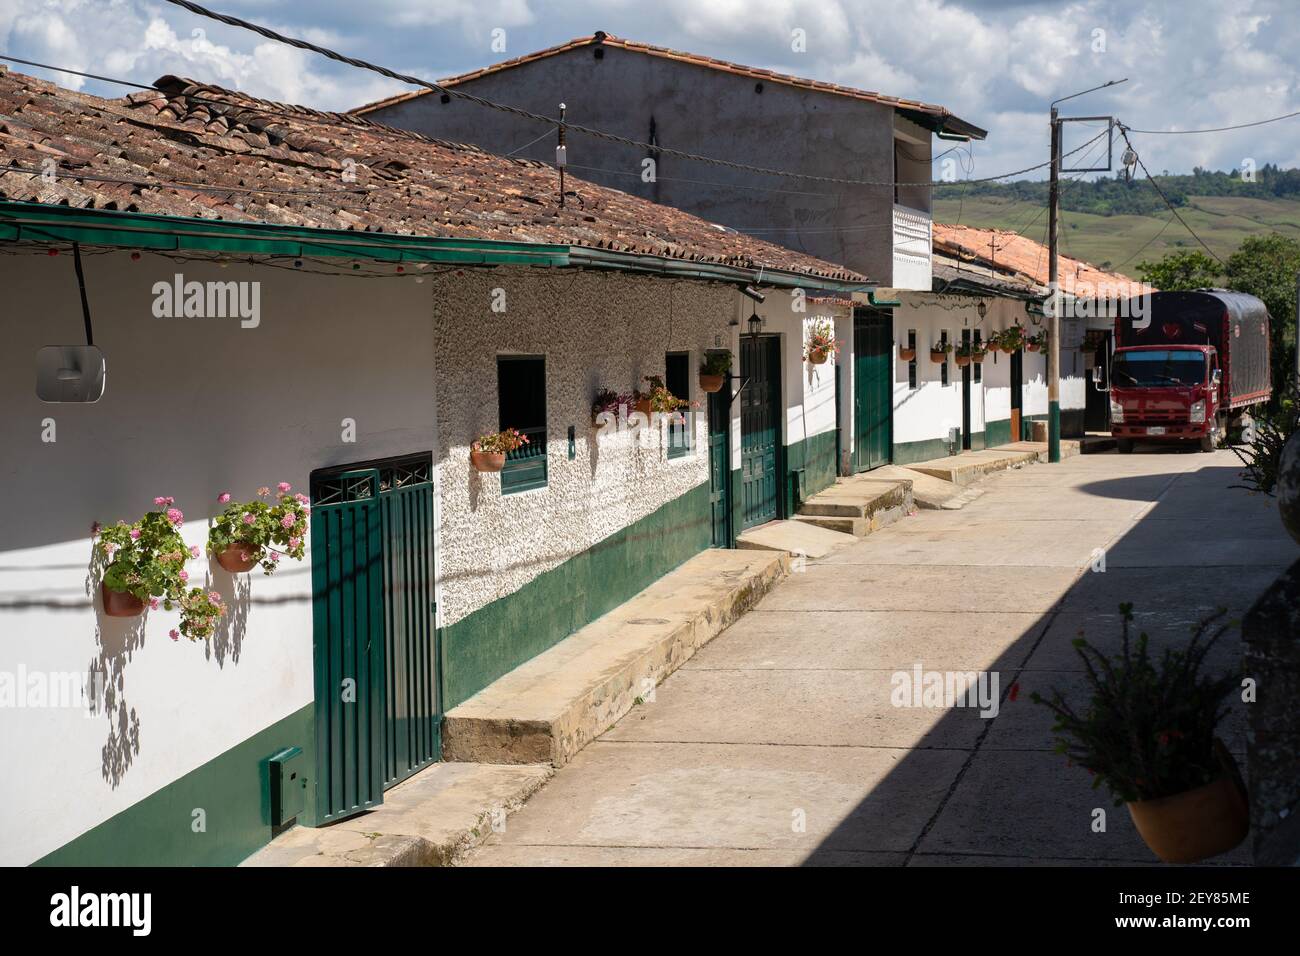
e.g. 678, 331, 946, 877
565, 245, 873, 296
0, 202, 570, 266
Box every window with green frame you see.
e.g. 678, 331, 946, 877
665, 351, 691, 459
497, 355, 547, 493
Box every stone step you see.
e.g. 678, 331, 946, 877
735, 519, 858, 558
441, 549, 789, 768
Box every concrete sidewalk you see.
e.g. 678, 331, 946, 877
464, 448, 1291, 866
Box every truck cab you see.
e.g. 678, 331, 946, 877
1110, 345, 1222, 453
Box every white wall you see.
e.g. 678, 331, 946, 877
0, 249, 436, 865
432, 269, 730, 629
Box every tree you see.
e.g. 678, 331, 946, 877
1225, 233, 1300, 401
1135, 250, 1222, 291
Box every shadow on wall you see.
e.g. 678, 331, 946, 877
85, 539, 144, 790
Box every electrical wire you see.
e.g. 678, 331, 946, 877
1121, 109, 1300, 135
1116, 125, 1226, 266
148, 1, 1105, 188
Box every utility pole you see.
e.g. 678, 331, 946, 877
1046, 78, 1127, 462
556, 103, 567, 208
1047, 108, 1062, 463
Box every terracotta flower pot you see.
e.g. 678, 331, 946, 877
807, 350, 829, 365
699, 373, 725, 393
930, 350, 948, 364
1127, 772, 1249, 864
101, 582, 145, 618
471, 450, 506, 472
898, 348, 916, 362
1027, 343, 1041, 352
633, 398, 653, 418
215, 542, 259, 573
955, 354, 971, 367
971, 352, 986, 364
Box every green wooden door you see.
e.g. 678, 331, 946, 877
311, 454, 440, 823
707, 386, 732, 547
854, 309, 892, 471
740, 335, 781, 529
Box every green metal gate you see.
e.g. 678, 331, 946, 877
740, 335, 781, 530
310, 454, 439, 824
707, 386, 732, 547
854, 308, 892, 472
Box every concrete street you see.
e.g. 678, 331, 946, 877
465, 448, 1296, 866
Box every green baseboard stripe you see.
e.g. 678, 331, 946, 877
785, 428, 838, 513
984, 418, 1011, 448
441, 482, 711, 709
34, 703, 315, 867
891, 435, 957, 465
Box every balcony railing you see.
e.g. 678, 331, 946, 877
892, 204, 932, 291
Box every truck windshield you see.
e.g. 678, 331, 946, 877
1112, 350, 1206, 388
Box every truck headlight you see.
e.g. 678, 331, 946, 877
1110, 398, 1124, 423
1189, 399, 1206, 424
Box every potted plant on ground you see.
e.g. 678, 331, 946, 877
803, 318, 840, 365
1026, 329, 1047, 352
1031, 603, 1248, 864
929, 340, 952, 364
209, 484, 310, 574
95, 497, 192, 617
699, 352, 731, 393
471, 428, 529, 472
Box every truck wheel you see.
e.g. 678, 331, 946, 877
1117, 439, 1134, 454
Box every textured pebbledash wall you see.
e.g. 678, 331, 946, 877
432, 268, 735, 705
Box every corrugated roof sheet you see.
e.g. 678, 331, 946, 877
0, 66, 867, 282
352, 32, 986, 139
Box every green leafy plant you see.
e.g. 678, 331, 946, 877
700, 352, 732, 376
1025, 330, 1048, 351
473, 428, 530, 455
1230, 383, 1299, 495
802, 318, 840, 362
637, 375, 695, 414
955, 340, 987, 359
929, 339, 953, 355
1031, 603, 1238, 806
209, 484, 310, 575
96, 497, 227, 640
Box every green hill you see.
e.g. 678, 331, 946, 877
933, 168, 1300, 272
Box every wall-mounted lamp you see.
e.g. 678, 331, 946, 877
976, 300, 988, 320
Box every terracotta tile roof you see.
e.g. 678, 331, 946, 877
352, 32, 986, 139
0, 66, 867, 283
932, 222, 1155, 298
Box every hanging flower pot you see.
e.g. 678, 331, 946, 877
470, 450, 506, 472
808, 349, 830, 365
898, 347, 916, 362
698, 373, 725, 393
633, 397, 653, 418
471, 428, 528, 473
929, 349, 949, 364
699, 353, 731, 394
954, 354, 971, 367
971, 350, 987, 364
215, 541, 260, 573
101, 582, 145, 618
802, 318, 840, 365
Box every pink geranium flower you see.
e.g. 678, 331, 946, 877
129, 529, 141, 540
289, 537, 301, 549
278, 482, 291, 493
217, 492, 231, 504
166, 507, 184, 525
169, 629, 179, 641
189, 545, 201, 558
281, 514, 295, 529
242, 513, 256, 525
149, 598, 160, 610
179, 570, 189, 582
257, 487, 270, 497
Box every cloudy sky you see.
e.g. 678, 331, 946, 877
2, 0, 1298, 181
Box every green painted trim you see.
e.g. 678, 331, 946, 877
441, 482, 711, 709
34, 703, 315, 867
969, 430, 987, 451
891, 435, 958, 465
0, 201, 568, 266
985, 418, 1012, 448
784, 428, 838, 513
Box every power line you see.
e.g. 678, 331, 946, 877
1116, 125, 1226, 266
151, 0, 1106, 188
0, 49, 1109, 197
1122, 109, 1300, 135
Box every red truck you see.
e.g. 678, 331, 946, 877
1110, 290, 1271, 453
